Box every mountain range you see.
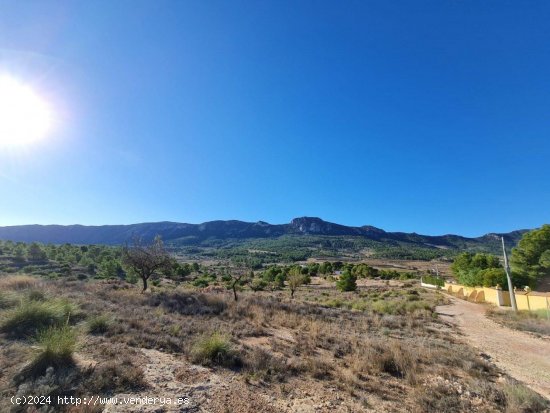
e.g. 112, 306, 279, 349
0, 217, 527, 253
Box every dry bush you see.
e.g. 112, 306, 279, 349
412, 383, 467, 413
242, 346, 290, 382
82, 357, 147, 393
350, 339, 419, 384
148, 291, 227, 315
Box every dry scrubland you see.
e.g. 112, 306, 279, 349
0, 274, 548, 413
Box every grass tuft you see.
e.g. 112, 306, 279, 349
190, 331, 240, 368
0, 299, 79, 338
21, 325, 77, 378
86, 315, 111, 335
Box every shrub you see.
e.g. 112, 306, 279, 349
250, 277, 268, 291
192, 277, 210, 288
27, 289, 47, 302
0, 299, 78, 338
336, 271, 357, 292
83, 358, 147, 393
28, 325, 77, 375
86, 315, 111, 335
422, 274, 444, 287
190, 332, 239, 367
243, 347, 289, 382
148, 291, 226, 315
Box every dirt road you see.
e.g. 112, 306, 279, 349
437, 297, 550, 400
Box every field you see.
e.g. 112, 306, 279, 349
1, 272, 548, 413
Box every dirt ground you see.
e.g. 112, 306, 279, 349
437, 296, 550, 400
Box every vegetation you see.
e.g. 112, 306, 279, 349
487, 308, 550, 337
287, 270, 305, 298
191, 332, 238, 367
1, 228, 550, 412
122, 236, 173, 291
0, 298, 77, 338
511, 224, 550, 288
336, 270, 357, 292
0, 271, 547, 412
451, 252, 511, 288
422, 274, 445, 287
86, 314, 111, 335
32, 325, 77, 372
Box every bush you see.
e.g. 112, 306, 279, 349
148, 291, 226, 315
0, 299, 78, 338
86, 315, 111, 335
84, 358, 147, 393
422, 275, 444, 287
336, 271, 357, 292
192, 277, 210, 288
249, 277, 268, 291
27, 289, 47, 301
28, 325, 77, 375
243, 347, 289, 382
190, 332, 240, 367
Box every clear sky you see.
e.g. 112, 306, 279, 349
0, 1, 548, 236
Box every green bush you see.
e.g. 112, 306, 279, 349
336, 271, 357, 292
0, 299, 78, 338
192, 277, 210, 288
190, 332, 239, 367
86, 314, 111, 335
422, 275, 444, 287
30, 325, 77, 374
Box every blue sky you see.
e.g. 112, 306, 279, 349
0, 1, 549, 236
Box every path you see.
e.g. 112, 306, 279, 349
437, 296, 550, 400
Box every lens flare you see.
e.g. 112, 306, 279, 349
0, 75, 53, 146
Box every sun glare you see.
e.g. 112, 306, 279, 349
0, 75, 53, 146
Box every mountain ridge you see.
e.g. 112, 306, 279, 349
0, 217, 528, 250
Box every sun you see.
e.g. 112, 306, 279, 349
0, 75, 53, 146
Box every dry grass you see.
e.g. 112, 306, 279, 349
0, 274, 39, 290
487, 307, 550, 337
0, 275, 547, 412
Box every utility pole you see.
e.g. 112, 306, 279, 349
501, 236, 517, 312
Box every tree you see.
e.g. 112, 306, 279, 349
511, 225, 550, 288
122, 236, 172, 292
27, 242, 46, 261
226, 272, 248, 301
451, 252, 503, 287
288, 273, 304, 298
336, 270, 357, 292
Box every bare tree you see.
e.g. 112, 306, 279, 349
122, 235, 172, 292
